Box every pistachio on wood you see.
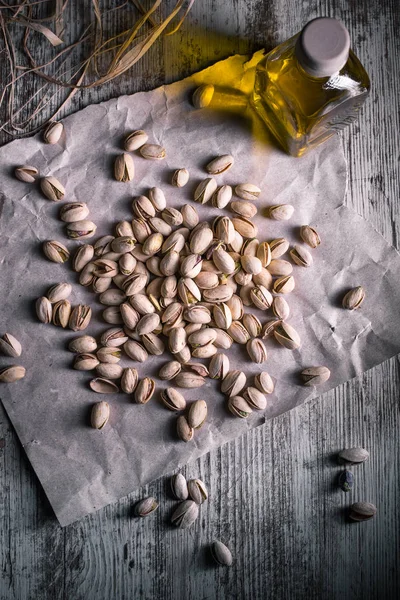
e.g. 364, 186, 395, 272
338, 448, 369, 465
171, 473, 189, 500
171, 500, 199, 528
187, 479, 208, 504
349, 502, 377, 522
135, 497, 159, 517
211, 541, 233, 567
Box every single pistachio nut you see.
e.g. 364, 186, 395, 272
74, 353, 99, 371
192, 83, 214, 108
272, 297, 290, 320
111, 236, 136, 255
230, 200, 257, 219
148, 187, 167, 212
181, 204, 199, 229
36, 296, 52, 323
177, 415, 194, 442
130, 294, 155, 315
69, 336, 97, 354
136, 313, 160, 336
221, 370, 246, 397
124, 340, 148, 362
338, 448, 369, 465
102, 306, 123, 324
96, 363, 123, 380
188, 400, 207, 429
349, 502, 377, 522
213, 329, 233, 349
114, 153, 135, 181
184, 362, 209, 377
246, 338, 267, 364
300, 366, 331, 386
194, 177, 218, 204
175, 373, 205, 389
190, 226, 213, 254
142, 333, 165, 357
228, 395, 252, 418
15, 165, 38, 183
213, 304, 232, 330
171, 500, 199, 528
161, 388, 186, 411
250, 285, 273, 310
240, 283, 255, 306
229, 230, 244, 253
274, 322, 301, 350
52, 299, 72, 328
252, 268, 273, 290
172, 168, 190, 187
120, 367, 139, 394
43, 120, 63, 144
132, 218, 152, 242
97, 347, 121, 364
342, 286, 365, 310
69, 305, 92, 331
93, 277, 113, 294
188, 328, 217, 348
273, 275, 295, 295
231, 216, 257, 239
90, 401, 110, 429
140, 143, 166, 160
178, 278, 202, 305
59, 202, 89, 223
135, 496, 159, 517
116, 221, 134, 238
94, 235, 115, 256
194, 271, 219, 290
66, 220, 97, 240
290, 245, 313, 267
257, 242, 272, 267
209, 353, 230, 380
134, 377, 155, 404
260, 319, 282, 339
211, 541, 233, 567
228, 321, 250, 344
242, 313, 262, 338
206, 154, 234, 175
123, 273, 147, 296
227, 295, 243, 321
212, 246, 236, 274
47, 282, 72, 303
100, 327, 127, 347
89, 378, 119, 394
169, 327, 187, 354
214, 216, 235, 245
212, 184, 233, 209
124, 129, 148, 151
254, 372, 274, 394
243, 386, 267, 410
73, 244, 94, 272
159, 361, 182, 381
43, 240, 70, 263
171, 473, 188, 501
241, 255, 262, 275
99, 288, 127, 306
119, 253, 136, 275
0, 334, 22, 358
40, 176, 65, 201
132, 195, 156, 220
300, 225, 321, 248
268, 204, 294, 221
269, 238, 290, 259
187, 478, 208, 504
0, 365, 26, 383
338, 470, 354, 492
234, 183, 260, 200
268, 259, 293, 276
203, 285, 233, 304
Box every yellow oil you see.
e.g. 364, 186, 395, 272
251, 35, 370, 156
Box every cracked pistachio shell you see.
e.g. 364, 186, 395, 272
250, 285, 273, 310
177, 415, 194, 442
189, 226, 213, 254
272, 296, 290, 320
257, 242, 272, 267
188, 400, 207, 429
136, 313, 160, 336
159, 361, 182, 381
161, 302, 183, 325
243, 386, 267, 410
0, 334, 22, 358
213, 304, 232, 330
209, 352, 230, 380
121, 367, 139, 394
111, 236, 136, 255
188, 328, 216, 348
123, 273, 147, 296
203, 285, 233, 304
40, 176, 65, 201
273, 275, 295, 295
94, 235, 115, 256
268, 204, 294, 221
162, 207, 183, 227
212, 184, 233, 209
59, 202, 89, 223
68, 305, 92, 331
134, 377, 155, 404
194, 177, 217, 204
261, 319, 282, 339
342, 286, 365, 310
0, 365, 25, 383
232, 216, 257, 239
66, 220, 97, 240
191, 343, 217, 358
52, 299, 72, 328
221, 370, 246, 397
338, 448, 369, 465
172, 168, 190, 187
213, 329, 233, 350
254, 372, 274, 394
290, 245, 313, 267
161, 388, 186, 411
187, 479, 208, 504
269, 238, 290, 259
211, 541, 233, 567
246, 339, 267, 364
300, 225, 321, 248
73, 353, 99, 371
349, 502, 377, 522
119, 253, 136, 275
36, 296, 52, 323
226, 295, 243, 321
175, 373, 205, 388
89, 378, 119, 394
212, 246, 236, 274
228, 395, 252, 418
178, 278, 201, 305
73, 244, 94, 272
140, 143, 166, 160
114, 153, 135, 182
180, 254, 203, 278
234, 183, 260, 200
242, 313, 262, 338
47, 282, 72, 303
132, 195, 156, 220
43, 240, 70, 263
90, 401, 110, 429
141, 333, 165, 356
214, 216, 235, 245
100, 327, 127, 348
171, 473, 189, 500
206, 154, 234, 174
184, 362, 209, 377
192, 83, 214, 108
97, 347, 121, 364
15, 165, 38, 183
171, 500, 199, 528
228, 321, 250, 344
159, 250, 180, 276
135, 497, 159, 517
274, 322, 301, 350
300, 366, 331, 386
124, 129, 148, 151
132, 218, 151, 242
43, 120, 63, 144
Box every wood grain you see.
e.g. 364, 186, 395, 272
1, 1, 399, 599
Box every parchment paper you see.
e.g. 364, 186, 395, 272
1, 52, 400, 526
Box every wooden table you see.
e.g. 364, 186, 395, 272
0, 1, 399, 598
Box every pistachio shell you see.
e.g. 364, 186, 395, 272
243, 386, 267, 410
211, 541, 233, 566
135, 497, 159, 517
0, 333, 22, 358
121, 368, 139, 394
187, 478, 208, 504
206, 154, 234, 174
338, 448, 369, 465
89, 378, 119, 394
254, 372, 274, 394
234, 183, 261, 200
300, 366, 331, 386
161, 388, 186, 411
43, 240, 70, 263
0, 365, 26, 383
134, 377, 155, 404
349, 502, 377, 521
342, 286, 365, 310
40, 176, 65, 201
228, 395, 252, 418
172, 168, 190, 187
43, 121, 63, 144
159, 361, 182, 380
274, 322, 301, 350
177, 415, 194, 442
124, 129, 148, 151
187, 400, 207, 429
192, 83, 214, 108
246, 339, 267, 363
194, 178, 217, 204
15, 165, 38, 183
221, 370, 246, 397
171, 473, 189, 500
268, 204, 294, 221
300, 225, 321, 248
175, 373, 205, 388
212, 184, 233, 209
171, 500, 199, 528
140, 143, 166, 160
90, 401, 110, 428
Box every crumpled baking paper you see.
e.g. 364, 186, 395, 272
1, 52, 400, 526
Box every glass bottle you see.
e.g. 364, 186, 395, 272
251, 17, 370, 157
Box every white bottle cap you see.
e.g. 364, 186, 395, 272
295, 17, 350, 77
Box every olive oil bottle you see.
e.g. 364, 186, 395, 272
252, 18, 370, 157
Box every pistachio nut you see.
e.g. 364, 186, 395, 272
159, 361, 182, 381
146, 255, 163, 276
226, 295, 243, 320
187, 399, 207, 429
178, 278, 201, 305
132, 195, 156, 220
194, 177, 217, 204
43, 120, 63, 144
91, 401, 110, 429
206, 154, 234, 175
123, 340, 148, 362
74, 353, 99, 371
187, 478, 208, 504
349, 502, 377, 522
213, 329, 233, 349
99, 288, 126, 306
241, 238, 259, 257
15, 165, 38, 183
162, 207, 183, 227
209, 353, 230, 380
342, 286, 365, 310
118, 368, 138, 394
202, 285, 233, 304
268, 204, 294, 221
234, 183, 260, 200
43, 240, 70, 263
290, 245, 313, 267
274, 322, 301, 350
0, 333, 22, 358
272, 296, 290, 320
102, 306, 123, 324
124, 129, 148, 151
73, 244, 94, 272
169, 327, 187, 354
188, 328, 217, 348
40, 176, 65, 201
47, 282, 72, 304
171, 499, 199, 528
189, 226, 213, 254
240, 283, 255, 306
300, 225, 321, 248
192, 343, 217, 359
211, 541, 233, 567
194, 271, 219, 290
135, 496, 159, 517
176, 414, 194, 442
300, 366, 331, 386
68, 305, 91, 331
181, 204, 199, 229
246, 338, 267, 364
192, 83, 214, 108
180, 254, 204, 280
132, 218, 152, 242
89, 378, 119, 394
212, 246, 236, 274
268, 259, 293, 276
36, 296, 52, 324
212, 184, 233, 209
175, 372, 205, 388
142, 233, 163, 256
221, 370, 246, 397
135, 313, 160, 336
256, 242, 272, 267
231, 216, 258, 239
161, 387, 186, 411
269, 238, 290, 259
52, 299, 71, 328
94, 235, 115, 257
0, 365, 26, 383
254, 371, 274, 394
182, 305, 209, 325
96, 363, 123, 380
115, 220, 134, 238
230, 200, 257, 219
241, 255, 262, 275
228, 395, 252, 418
172, 168, 190, 187
171, 473, 189, 500
92, 259, 118, 279
141, 333, 165, 356
148, 186, 167, 211
261, 319, 282, 339
253, 268, 273, 289
228, 229, 244, 253
97, 347, 121, 364
100, 327, 128, 348
111, 236, 136, 255
59, 202, 89, 223
66, 220, 97, 240
119, 253, 136, 275
227, 321, 250, 344
213, 304, 232, 330
273, 275, 295, 295
338, 448, 369, 465
129, 294, 156, 315
139, 143, 166, 160
134, 377, 155, 404
122, 273, 147, 296
250, 285, 273, 310
243, 386, 267, 410
242, 313, 262, 337
213, 216, 235, 245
